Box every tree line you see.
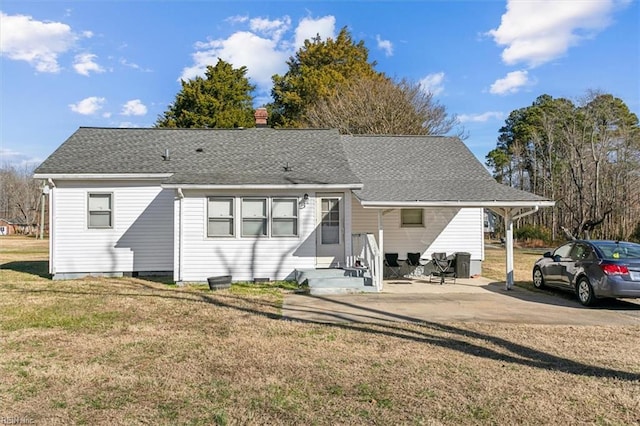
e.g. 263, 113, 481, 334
486, 92, 640, 242
1, 163, 44, 235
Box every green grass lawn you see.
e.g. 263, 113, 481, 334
1, 237, 639, 425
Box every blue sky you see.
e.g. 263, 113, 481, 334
1, 0, 638, 169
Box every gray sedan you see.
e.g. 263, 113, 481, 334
532, 240, 640, 306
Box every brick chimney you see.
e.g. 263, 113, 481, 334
254, 107, 268, 128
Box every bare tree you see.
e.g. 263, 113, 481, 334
304, 77, 464, 137
0, 163, 43, 234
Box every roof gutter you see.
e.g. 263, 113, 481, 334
359, 200, 555, 209
161, 183, 364, 190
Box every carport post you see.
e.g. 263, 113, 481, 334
504, 210, 514, 290
501, 206, 539, 291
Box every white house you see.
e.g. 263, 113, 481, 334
34, 111, 553, 291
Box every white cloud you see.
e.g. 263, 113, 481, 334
119, 58, 152, 72
181, 31, 288, 90
69, 96, 106, 115
179, 15, 336, 96
458, 111, 505, 123
0, 148, 42, 168
0, 12, 81, 73
249, 16, 291, 42
294, 16, 336, 49
419, 72, 445, 96
489, 70, 530, 95
73, 53, 105, 76
376, 35, 393, 57
226, 15, 249, 25
118, 122, 140, 128
487, 0, 630, 67
121, 99, 147, 116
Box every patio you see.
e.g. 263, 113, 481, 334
283, 276, 640, 325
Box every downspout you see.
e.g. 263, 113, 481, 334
503, 206, 539, 290
377, 209, 384, 291
47, 179, 56, 275
177, 188, 184, 284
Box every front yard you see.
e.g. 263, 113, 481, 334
1, 236, 639, 424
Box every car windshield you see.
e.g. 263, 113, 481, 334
591, 241, 640, 260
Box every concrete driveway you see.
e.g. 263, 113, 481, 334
283, 276, 640, 325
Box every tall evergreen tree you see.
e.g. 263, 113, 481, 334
270, 27, 382, 127
156, 59, 256, 128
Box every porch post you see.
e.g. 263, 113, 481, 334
504, 209, 514, 290
378, 209, 384, 286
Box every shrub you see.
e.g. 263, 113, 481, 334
514, 225, 551, 244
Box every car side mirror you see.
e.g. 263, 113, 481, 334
543, 251, 552, 258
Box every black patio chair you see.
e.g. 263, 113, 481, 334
406, 252, 422, 266
384, 253, 402, 278
429, 252, 456, 284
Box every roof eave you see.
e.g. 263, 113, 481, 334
162, 183, 364, 190
34, 173, 173, 180
358, 200, 555, 208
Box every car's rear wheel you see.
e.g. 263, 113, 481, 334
576, 277, 596, 306
532, 267, 545, 289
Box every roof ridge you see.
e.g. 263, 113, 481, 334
77, 126, 338, 132
347, 134, 455, 139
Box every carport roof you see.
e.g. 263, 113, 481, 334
341, 135, 553, 208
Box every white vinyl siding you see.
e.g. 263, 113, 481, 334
50, 181, 174, 276
207, 197, 234, 237
179, 190, 315, 282
88, 193, 113, 228
351, 197, 484, 270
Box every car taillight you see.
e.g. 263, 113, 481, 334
601, 264, 629, 275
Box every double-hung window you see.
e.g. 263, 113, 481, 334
208, 198, 234, 237
88, 193, 113, 228
272, 198, 298, 237
207, 196, 300, 238
242, 198, 267, 236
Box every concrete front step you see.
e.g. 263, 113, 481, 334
295, 268, 377, 295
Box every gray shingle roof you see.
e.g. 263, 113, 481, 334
341, 135, 550, 203
34, 127, 362, 187
35, 127, 551, 204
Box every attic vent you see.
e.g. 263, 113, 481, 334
283, 162, 292, 172
196, 148, 204, 153
162, 149, 170, 161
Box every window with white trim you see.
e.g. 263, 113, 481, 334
401, 209, 423, 227
208, 197, 234, 237
88, 193, 113, 228
242, 198, 267, 236
272, 198, 298, 236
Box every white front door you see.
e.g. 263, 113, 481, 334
316, 193, 345, 267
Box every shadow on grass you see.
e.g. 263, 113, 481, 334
3, 276, 639, 382
282, 293, 640, 382
1, 261, 50, 279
